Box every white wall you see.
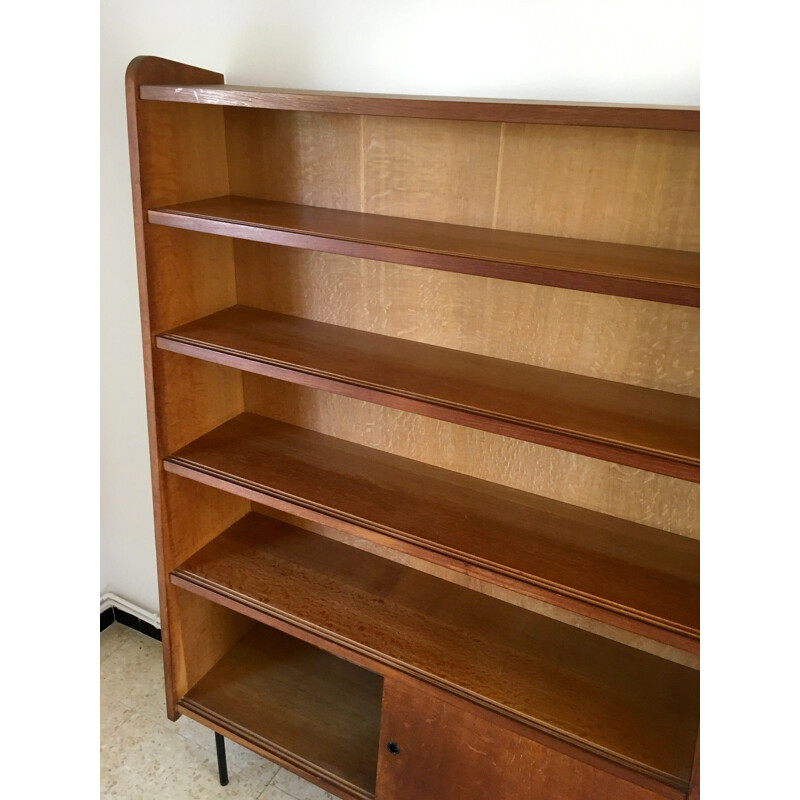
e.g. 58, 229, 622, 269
100, 0, 699, 615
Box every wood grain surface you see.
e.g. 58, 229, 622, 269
140, 83, 699, 130
157, 306, 699, 479
228, 109, 699, 388
126, 54, 236, 719
236, 246, 699, 396
180, 624, 382, 799
131, 55, 702, 799
225, 104, 700, 539
245, 377, 700, 540
252, 506, 700, 666
171, 513, 700, 789
164, 412, 699, 640
149, 195, 699, 305
377, 679, 675, 800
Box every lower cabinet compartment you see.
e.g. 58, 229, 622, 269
376, 679, 677, 800
176, 612, 383, 800
171, 586, 695, 800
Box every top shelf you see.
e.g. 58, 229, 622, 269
140, 84, 699, 131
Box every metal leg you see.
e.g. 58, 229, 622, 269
215, 732, 229, 786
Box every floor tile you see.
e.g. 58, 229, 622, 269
270, 768, 339, 800
175, 716, 281, 778
100, 622, 138, 662
101, 619, 329, 799
101, 711, 274, 799
101, 627, 168, 721
258, 785, 298, 800
101, 701, 135, 739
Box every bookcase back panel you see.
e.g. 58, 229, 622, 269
224, 108, 700, 250
253, 504, 699, 670
227, 105, 700, 613
494, 124, 699, 251
224, 107, 363, 209
235, 242, 699, 396
172, 587, 256, 697
243, 376, 699, 539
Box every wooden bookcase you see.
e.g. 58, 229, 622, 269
126, 55, 700, 800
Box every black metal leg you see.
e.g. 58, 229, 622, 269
215, 732, 229, 786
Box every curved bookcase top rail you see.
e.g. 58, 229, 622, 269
140, 83, 699, 131
148, 196, 700, 307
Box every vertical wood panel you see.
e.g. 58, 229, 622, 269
138, 97, 236, 334
153, 352, 244, 455
172, 588, 255, 698
363, 116, 502, 225
496, 125, 700, 250
253, 505, 699, 670
224, 107, 362, 208
146, 229, 237, 334
244, 377, 699, 539
163, 476, 251, 698
236, 242, 699, 396
164, 473, 250, 568
127, 57, 244, 717
376, 678, 671, 800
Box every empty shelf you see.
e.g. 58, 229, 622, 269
148, 195, 700, 306
180, 624, 382, 799
172, 513, 699, 789
163, 413, 700, 646
158, 305, 699, 480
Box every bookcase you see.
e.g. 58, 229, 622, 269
126, 55, 700, 800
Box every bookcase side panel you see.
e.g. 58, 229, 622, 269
127, 56, 244, 716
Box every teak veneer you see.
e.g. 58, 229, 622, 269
140, 83, 700, 131
179, 625, 382, 800
157, 304, 699, 480
149, 195, 700, 307
164, 412, 699, 647
172, 513, 699, 791
127, 55, 700, 800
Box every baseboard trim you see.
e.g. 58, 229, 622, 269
100, 592, 161, 641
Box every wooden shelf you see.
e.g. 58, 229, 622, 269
148, 195, 700, 307
158, 305, 699, 481
140, 83, 700, 131
172, 513, 700, 790
163, 413, 699, 648
179, 624, 382, 800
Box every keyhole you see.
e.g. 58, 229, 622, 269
386, 741, 400, 755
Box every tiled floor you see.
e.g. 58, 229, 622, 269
101, 622, 337, 799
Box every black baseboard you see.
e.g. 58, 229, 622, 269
101, 605, 162, 641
